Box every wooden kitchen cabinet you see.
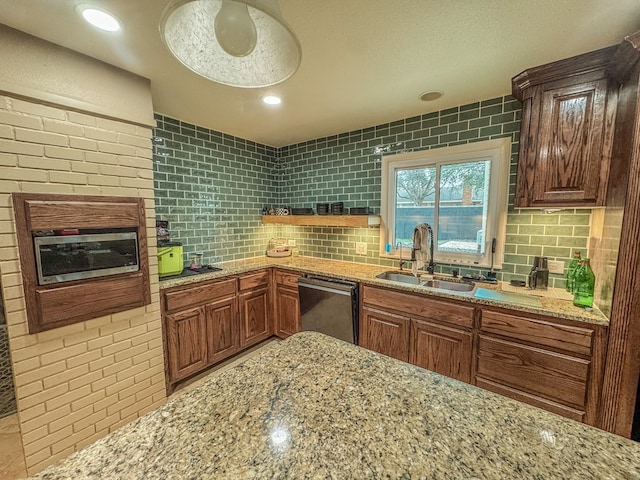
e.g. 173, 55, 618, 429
360, 285, 473, 376
476, 308, 607, 425
205, 295, 239, 364
410, 319, 473, 383
238, 271, 272, 349
360, 305, 410, 362
273, 269, 302, 338
512, 47, 617, 207
166, 307, 207, 382
162, 277, 239, 391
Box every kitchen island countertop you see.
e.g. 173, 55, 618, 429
32, 332, 640, 479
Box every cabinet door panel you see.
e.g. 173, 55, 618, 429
239, 287, 271, 348
166, 307, 207, 382
477, 335, 589, 409
512, 48, 615, 207
360, 306, 410, 362
535, 80, 607, 204
411, 319, 472, 383
205, 296, 239, 365
275, 285, 300, 338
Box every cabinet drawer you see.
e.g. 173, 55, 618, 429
275, 270, 301, 289
475, 377, 585, 422
164, 278, 237, 312
239, 270, 270, 291
480, 310, 593, 356
477, 335, 590, 409
362, 286, 473, 328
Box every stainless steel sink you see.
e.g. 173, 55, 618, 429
421, 279, 475, 292
375, 271, 421, 285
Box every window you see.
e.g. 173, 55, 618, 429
380, 138, 510, 269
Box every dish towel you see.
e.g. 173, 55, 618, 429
412, 223, 432, 276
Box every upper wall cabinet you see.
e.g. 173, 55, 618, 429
512, 47, 618, 208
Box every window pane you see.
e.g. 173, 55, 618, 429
394, 167, 436, 245
437, 160, 490, 255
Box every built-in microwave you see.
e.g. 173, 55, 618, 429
34, 231, 139, 285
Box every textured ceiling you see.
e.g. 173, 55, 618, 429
0, 0, 639, 147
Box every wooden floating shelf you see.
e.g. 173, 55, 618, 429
261, 215, 381, 228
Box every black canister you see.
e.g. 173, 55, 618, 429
317, 203, 329, 215
528, 256, 549, 289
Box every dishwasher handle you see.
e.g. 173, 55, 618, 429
298, 276, 354, 296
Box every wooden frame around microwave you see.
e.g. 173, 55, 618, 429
12, 193, 151, 333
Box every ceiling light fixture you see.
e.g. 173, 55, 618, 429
419, 90, 444, 102
160, 0, 302, 88
262, 95, 282, 105
79, 7, 121, 32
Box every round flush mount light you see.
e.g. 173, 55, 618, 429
78, 6, 122, 32
262, 95, 282, 105
419, 90, 444, 102
160, 0, 302, 88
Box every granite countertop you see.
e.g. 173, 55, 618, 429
159, 256, 608, 326
32, 332, 640, 479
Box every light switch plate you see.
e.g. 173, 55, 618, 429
288, 239, 296, 246
355, 242, 367, 255
548, 260, 564, 274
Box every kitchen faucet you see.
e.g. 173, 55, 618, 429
397, 242, 411, 270
409, 224, 436, 274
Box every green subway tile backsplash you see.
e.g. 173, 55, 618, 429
153, 95, 592, 287
153, 114, 279, 266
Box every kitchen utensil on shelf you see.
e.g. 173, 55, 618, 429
317, 203, 329, 215
349, 207, 370, 215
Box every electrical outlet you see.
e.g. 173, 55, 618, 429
288, 239, 296, 246
355, 242, 367, 255
548, 260, 565, 274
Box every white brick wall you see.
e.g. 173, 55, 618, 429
0, 95, 166, 475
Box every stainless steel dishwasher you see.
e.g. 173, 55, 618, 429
297, 275, 359, 344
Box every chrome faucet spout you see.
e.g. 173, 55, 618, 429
397, 242, 411, 270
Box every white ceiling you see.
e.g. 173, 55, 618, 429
1, 0, 639, 147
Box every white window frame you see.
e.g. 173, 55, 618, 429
379, 137, 510, 269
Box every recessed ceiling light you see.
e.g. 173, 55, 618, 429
79, 7, 121, 32
419, 90, 444, 102
263, 96, 282, 105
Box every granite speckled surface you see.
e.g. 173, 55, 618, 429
31, 332, 639, 479
159, 256, 608, 325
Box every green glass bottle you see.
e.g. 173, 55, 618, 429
573, 258, 595, 308
566, 251, 581, 293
